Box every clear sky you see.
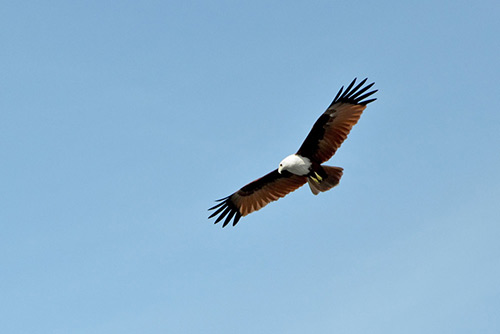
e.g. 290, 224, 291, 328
2, 1, 500, 333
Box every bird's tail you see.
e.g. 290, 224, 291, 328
307, 166, 343, 195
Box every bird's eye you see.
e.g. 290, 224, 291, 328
279, 164, 282, 166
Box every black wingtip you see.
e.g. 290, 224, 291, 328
356, 89, 378, 105
362, 98, 377, 105
332, 86, 344, 104
208, 195, 242, 227
232, 212, 242, 226
330, 78, 377, 106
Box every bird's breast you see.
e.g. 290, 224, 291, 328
287, 155, 311, 176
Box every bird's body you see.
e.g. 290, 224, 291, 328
209, 78, 377, 227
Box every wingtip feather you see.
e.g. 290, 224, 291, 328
232, 213, 242, 226
330, 78, 377, 106
222, 210, 236, 227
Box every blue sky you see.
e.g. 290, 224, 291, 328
1, 1, 500, 333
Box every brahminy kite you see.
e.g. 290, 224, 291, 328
209, 78, 377, 227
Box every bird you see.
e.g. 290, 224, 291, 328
208, 78, 377, 227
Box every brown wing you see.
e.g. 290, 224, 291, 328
296, 78, 377, 163
208, 170, 307, 227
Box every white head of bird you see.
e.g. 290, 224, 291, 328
278, 154, 311, 176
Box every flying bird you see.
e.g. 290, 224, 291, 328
209, 78, 377, 227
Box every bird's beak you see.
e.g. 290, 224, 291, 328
278, 166, 282, 174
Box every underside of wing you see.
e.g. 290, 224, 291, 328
208, 170, 307, 227
297, 78, 377, 163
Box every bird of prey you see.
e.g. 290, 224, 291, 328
209, 78, 377, 227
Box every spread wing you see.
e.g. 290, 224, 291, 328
296, 78, 377, 163
208, 170, 307, 227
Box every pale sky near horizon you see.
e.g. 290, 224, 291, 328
2, 1, 500, 333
